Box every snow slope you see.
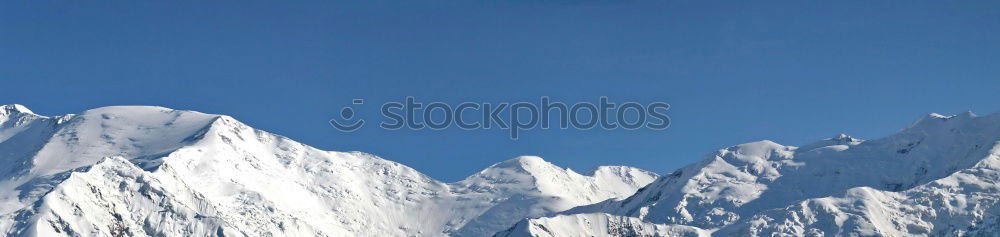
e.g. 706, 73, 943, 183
496, 213, 708, 237
505, 112, 1000, 236
0, 105, 657, 237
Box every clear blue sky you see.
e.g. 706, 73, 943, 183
2, 1, 999, 181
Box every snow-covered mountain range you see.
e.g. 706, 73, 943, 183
5, 104, 1000, 237
0, 105, 656, 236
500, 112, 1000, 237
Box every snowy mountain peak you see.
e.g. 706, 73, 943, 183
587, 165, 651, 177
77, 105, 216, 124
449, 156, 657, 236
493, 155, 549, 168
926, 111, 977, 120
722, 140, 789, 159
0, 104, 33, 116
905, 111, 980, 130
822, 133, 862, 146
798, 133, 864, 152
830, 133, 855, 141
928, 112, 950, 118
462, 156, 657, 199
22, 106, 219, 176
483, 156, 558, 174
0, 105, 40, 126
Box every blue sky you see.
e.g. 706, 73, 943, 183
2, 1, 999, 181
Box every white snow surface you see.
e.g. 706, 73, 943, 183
0, 105, 657, 237
507, 111, 1000, 236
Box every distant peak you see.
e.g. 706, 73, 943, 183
797, 133, 865, 152
83, 105, 176, 114
925, 111, 976, 120
1, 104, 34, 115
927, 113, 950, 119
458, 156, 564, 185
729, 140, 786, 152
493, 156, 549, 168
829, 133, 860, 143
586, 165, 650, 177
512, 155, 545, 162
475, 156, 564, 176
906, 111, 979, 130
77, 105, 217, 122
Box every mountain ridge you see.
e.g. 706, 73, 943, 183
504, 110, 1000, 236
9, 104, 1000, 236
0, 105, 657, 236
